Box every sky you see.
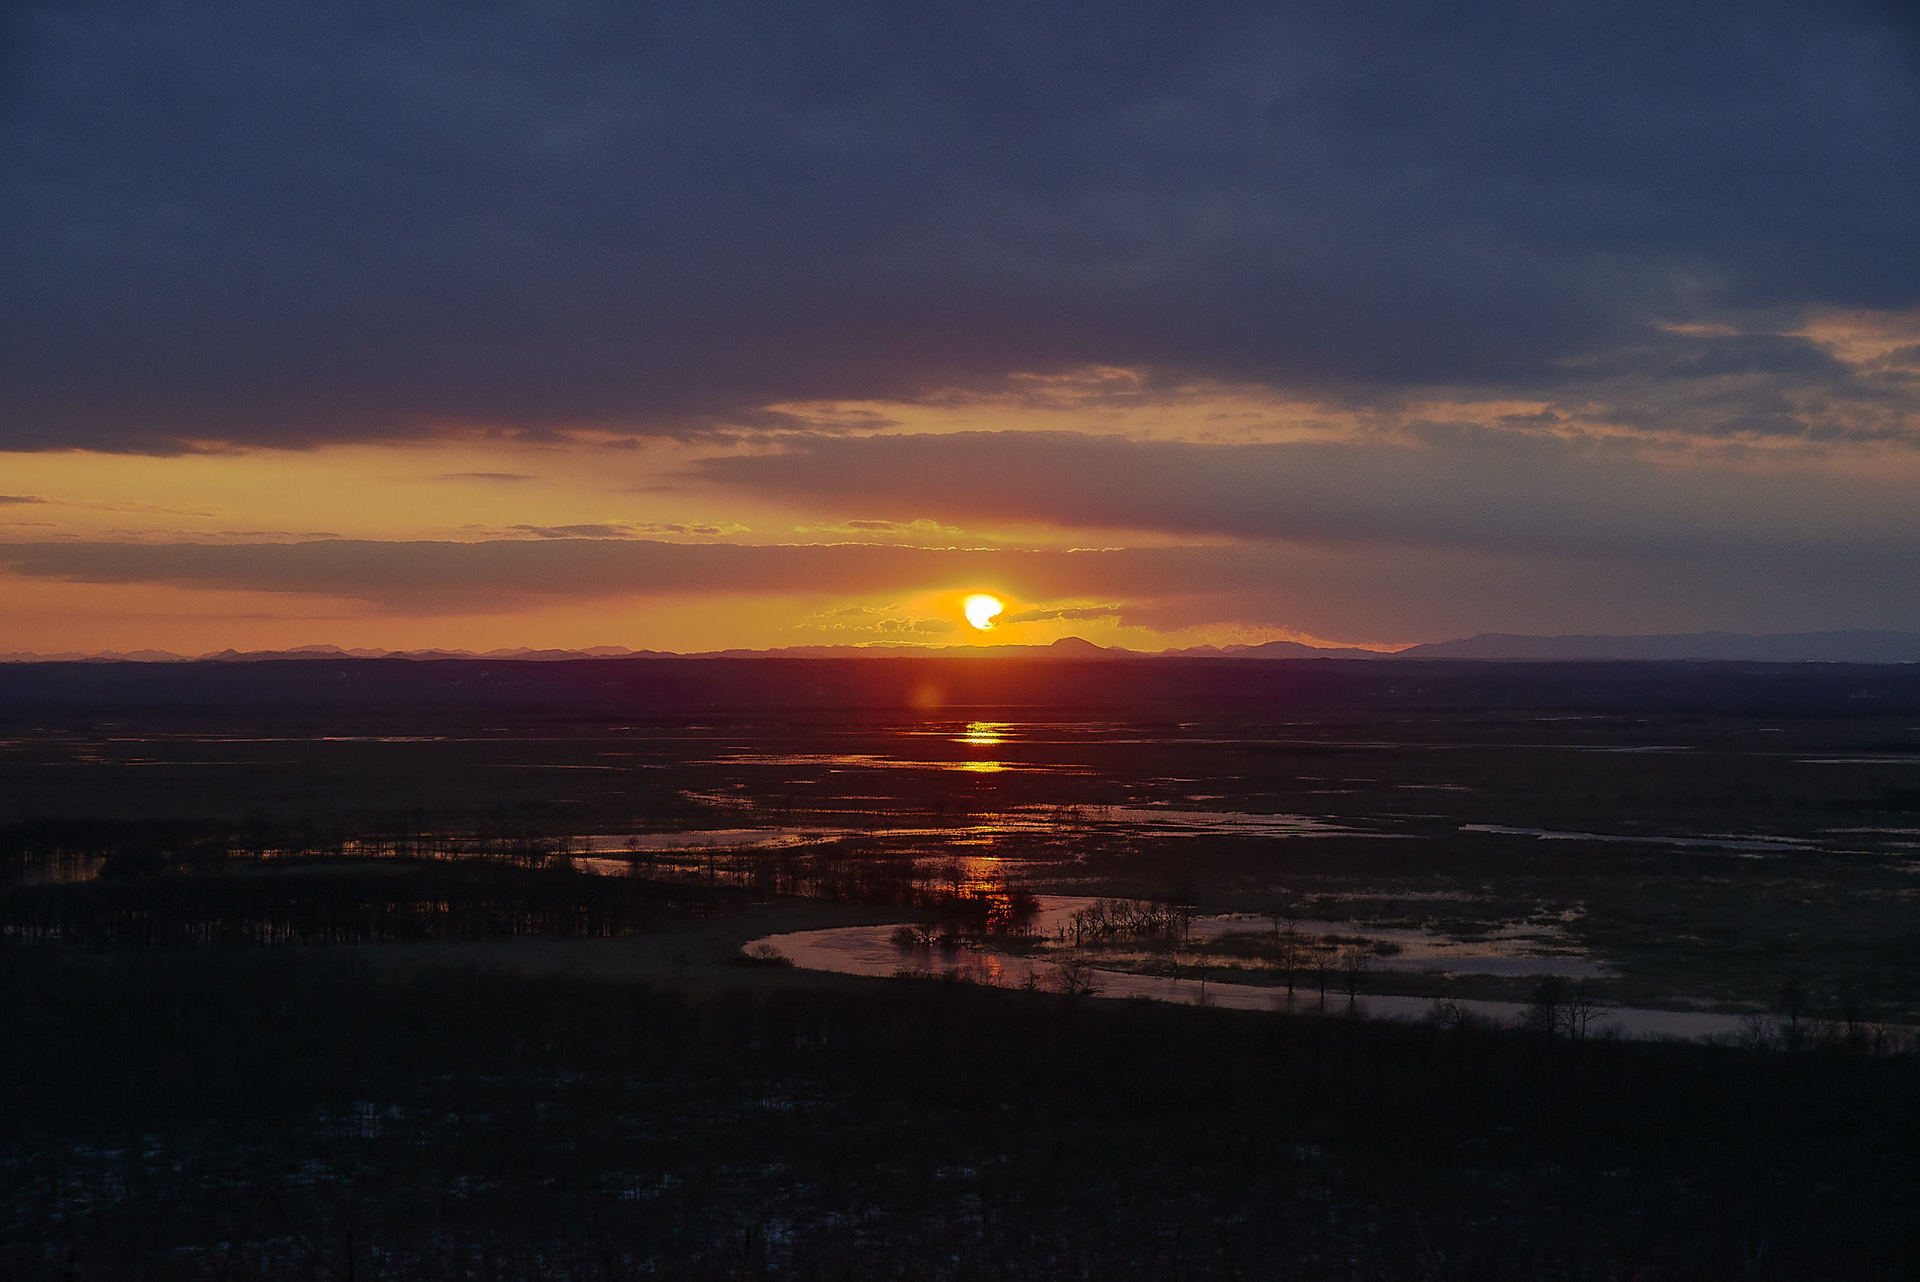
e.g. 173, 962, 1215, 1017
3, 0, 1918, 654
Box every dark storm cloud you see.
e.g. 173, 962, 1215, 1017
1557, 329, 1920, 443
0, 537, 1270, 606
3, 0, 1914, 451
692, 429, 1920, 557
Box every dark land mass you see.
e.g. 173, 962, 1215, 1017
7, 929, 1917, 1280
3, 658, 1918, 1277
6, 653, 1920, 719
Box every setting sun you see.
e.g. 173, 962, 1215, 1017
963, 594, 1004, 631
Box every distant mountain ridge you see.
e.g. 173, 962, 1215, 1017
1393, 630, 1920, 663
4, 629, 1919, 664
1169, 639, 1394, 660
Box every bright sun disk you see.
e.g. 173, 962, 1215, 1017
963, 594, 1004, 631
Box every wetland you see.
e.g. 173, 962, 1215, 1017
3, 656, 1918, 1277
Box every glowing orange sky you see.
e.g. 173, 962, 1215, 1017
7, 334, 1920, 657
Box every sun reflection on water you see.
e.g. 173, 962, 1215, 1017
956, 721, 1013, 747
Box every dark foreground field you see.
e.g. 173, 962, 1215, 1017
3, 657, 1918, 1277
6, 915, 1918, 1281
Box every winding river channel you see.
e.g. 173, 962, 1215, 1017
748, 894, 1783, 1043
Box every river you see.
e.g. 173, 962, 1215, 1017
748, 893, 1803, 1043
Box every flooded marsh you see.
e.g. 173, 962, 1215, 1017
6, 700, 1918, 1026
6, 659, 1920, 1277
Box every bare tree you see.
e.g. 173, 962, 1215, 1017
1273, 921, 1307, 994
1336, 941, 1371, 1009
624, 836, 653, 879
1523, 977, 1606, 1040
1052, 955, 1103, 998
1557, 981, 1604, 1041
1312, 939, 1338, 1010
1524, 977, 1569, 1037
1776, 976, 1810, 1050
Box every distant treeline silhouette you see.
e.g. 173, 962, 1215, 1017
0, 828, 1048, 949
0, 858, 724, 946
8, 654, 1920, 717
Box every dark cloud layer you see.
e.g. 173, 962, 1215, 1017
3, 535, 1917, 638
4, 0, 1915, 450
0, 538, 1235, 604
694, 430, 1920, 557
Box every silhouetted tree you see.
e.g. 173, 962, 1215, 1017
1052, 955, 1102, 998
1270, 918, 1307, 994
1337, 941, 1371, 1009
1559, 981, 1603, 1041
1524, 977, 1571, 1038
1312, 939, 1337, 1009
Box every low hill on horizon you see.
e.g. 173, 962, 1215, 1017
4, 629, 1919, 665
1394, 629, 1920, 663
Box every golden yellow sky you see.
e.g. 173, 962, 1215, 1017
0, 432, 1392, 654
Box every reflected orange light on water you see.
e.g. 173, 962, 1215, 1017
956, 721, 1014, 772
956, 721, 1012, 747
